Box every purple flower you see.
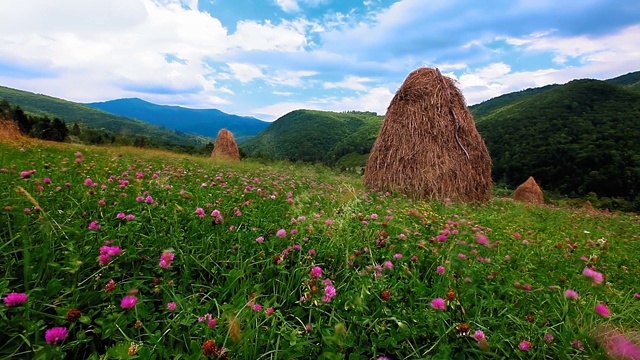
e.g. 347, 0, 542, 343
252, 304, 263, 311
543, 333, 554, 344
121, 295, 137, 309
167, 302, 177, 311
3, 292, 27, 307
45, 327, 68, 345
322, 285, 336, 303
159, 250, 174, 269
310, 266, 323, 279
595, 303, 611, 317
583, 267, 604, 284
276, 229, 287, 238
88, 221, 100, 230
564, 289, 579, 300
255, 236, 264, 243
519, 340, 531, 351
430, 298, 446, 310
474, 330, 486, 342
437, 266, 445, 274
265, 307, 275, 316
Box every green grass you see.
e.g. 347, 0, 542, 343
1, 139, 639, 359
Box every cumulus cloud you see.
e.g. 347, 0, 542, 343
323, 75, 375, 91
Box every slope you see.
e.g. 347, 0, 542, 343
241, 110, 382, 165
85, 98, 269, 143
475, 79, 640, 200
0, 85, 209, 146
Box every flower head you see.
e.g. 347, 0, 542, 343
3, 292, 27, 307
121, 295, 137, 309
564, 289, 579, 300
276, 229, 287, 238
322, 285, 336, 303
595, 303, 611, 317
474, 330, 486, 342
167, 302, 177, 311
310, 266, 322, 279
430, 298, 446, 310
45, 327, 68, 345
519, 340, 531, 351
159, 250, 174, 269
437, 265, 445, 274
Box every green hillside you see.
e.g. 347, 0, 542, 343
0, 86, 210, 146
241, 110, 383, 166
476, 79, 640, 202
469, 84, 558, 119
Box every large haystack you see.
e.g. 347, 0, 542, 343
364, 67, 492, 202
513, 176, 544, 204
210, 129, 240, 161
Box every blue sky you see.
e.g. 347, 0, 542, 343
0, 0, 639, 121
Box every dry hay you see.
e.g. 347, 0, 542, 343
364, 67, 492, 203
211, 129, 240, 161
0, 119, 27, 145
513, 176, 544, 204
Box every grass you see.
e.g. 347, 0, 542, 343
0, 139, 639, 359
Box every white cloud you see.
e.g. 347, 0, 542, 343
227, 63, 265, 83
268, 70, 318, 86
275, 0, 300, 13
323, 75, 375, 91
229, 20, 310, 52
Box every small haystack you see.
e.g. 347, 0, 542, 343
210, 129, 240, 161
513, 177, 544, 204
364, 67, 492, 202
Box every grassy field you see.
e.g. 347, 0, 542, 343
1, 137, 639, 359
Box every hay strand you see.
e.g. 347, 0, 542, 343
364, 67, 492, 203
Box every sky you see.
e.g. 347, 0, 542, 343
0, 1, 639, 121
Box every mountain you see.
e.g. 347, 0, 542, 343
85, 98, 269, 144
0, 85, 209, 146
475, 78, 640, 200
241, 110, 383, 167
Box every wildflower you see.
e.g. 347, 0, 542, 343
384, 261, 393, 269
45, 327, 68, 345
322, 285, 336, 303
514, 232, 521, 240
380, 290, 391, 301
195, 207, 205, 218
411, 255, 418, 262
519, 340, 531, 351
3, 292, 27, 307
198, 313, 217, 328
252, 304, 262, 311
159, 250, 174, 269
202, 339, 223, 356
310, 266, 322, 279
571, 339, 584, 350
65, 308, 82, 322
116, 212, 126, 219
265, 307, 275, 316
167, 302, 177, 311
583, 267, 604, 284
522, 240, 530, 245
635, 293, 640, 299
564, 289, 579, 299
309, 249, 316, 255
474, 330, 486, 342
88, 221, 100, 230
371, 214, 378, 219
395, 253, 402, 259
126, 214, 135, 221
276, 229, 286, 238
325, 219, 333, 225
476, 233, 488, 245
437, 266, 445, 274
595, 303, 611, 317
104, 279, 116, 292
430, 298, 446, 310
543, 333, 554, 344
121, 296, 138, 309
145, 196, 153, 203
255, 236, 264, 243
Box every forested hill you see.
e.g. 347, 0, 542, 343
476, 78, 640, 200
0, 85, 209, 146
86, 98, 269, 144
241, 110, 383, 168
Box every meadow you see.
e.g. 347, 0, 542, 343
1, 138, 639, 359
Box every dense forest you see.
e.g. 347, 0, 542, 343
241, 110, 383, 169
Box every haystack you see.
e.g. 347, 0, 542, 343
210, 129, 240, 161
513, 176, 544, 204
0, 120, 25, 145
364, 67, 492, 202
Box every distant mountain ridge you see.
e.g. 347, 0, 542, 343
0, 85, 209, 146
85, 98, 269, 143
